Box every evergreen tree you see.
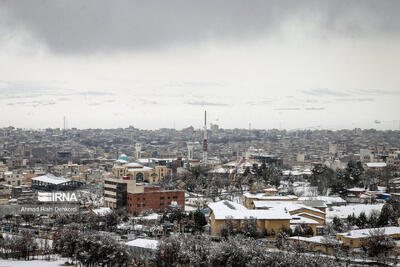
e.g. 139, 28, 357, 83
356, 212, 368, 228
332, 216, 345, 232
193, 210, 207, 232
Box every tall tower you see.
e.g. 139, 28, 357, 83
203, 110, 208, 163
135, 138, 142, 160
187, 137, 194, 160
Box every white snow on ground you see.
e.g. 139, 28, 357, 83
92, 207, 112, 215
185, 205, 197, 212
326, 204, 383, 222
1, 234, 53, 248
126, 238, 159, 250
0, 258, 67, 266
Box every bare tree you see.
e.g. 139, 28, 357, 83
361, 228, 395, 265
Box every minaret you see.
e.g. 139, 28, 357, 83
135, 138, 142, 160
187, 137, 194, 160
203, 110, 208, 163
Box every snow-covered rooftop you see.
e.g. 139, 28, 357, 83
125, 162, 143, 168
244, 193, 298, 200
298, 196, 346, 205
347, 187, 366, 192
126, 238, 159, 250
289, 236, 342, 244
208, 200, 292, 220
264, 187, 278, 192
209, 168, 233, 174
127, 166, 154, 172
282, 170, 304, 176
290, 215, 320, 225
326, 204, 383, 221
252, 201, 325, 215
134, 213, 161, 220
32, 174, 70, 185
337, 227, 400, 239
366, 162, 387, 168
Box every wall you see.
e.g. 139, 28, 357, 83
264, 219, 290, 235
127, 190, 184, 214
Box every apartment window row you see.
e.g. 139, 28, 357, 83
128, 203, 146, 208
127, 196, 146, 201
104, 194, 115, 198
104, 180, 118, 185
160, 195, 179, 200
104, 187, 117, 192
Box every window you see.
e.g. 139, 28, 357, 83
316, 227, 324, 236
350, 240, 353, 246
160, 196, 164, 200
137, 198, 140, 201
143, 198, 145, 200
143, 204, 146, 207
168, 196, 170, 199
137, 204, 140, 207
160, 203, 164, 206
136, 172, 144, 182
173, 196, 178, 199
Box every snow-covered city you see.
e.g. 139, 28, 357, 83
1, 0, 400, 266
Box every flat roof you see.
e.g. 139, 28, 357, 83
32, 174, 71, 185
208, 200, 292, 220
337, 227, 400, 239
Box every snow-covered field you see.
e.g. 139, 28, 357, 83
0, 259, 67, 267
326, 204, 383, 222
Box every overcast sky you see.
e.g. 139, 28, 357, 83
0, 0, 399, 130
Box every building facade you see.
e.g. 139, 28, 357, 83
112, 163, 168, 184
127, 188, 185, 215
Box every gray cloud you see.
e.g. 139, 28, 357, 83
301, 88, 352, 97
1, 0, 399, 53
80, 91, 114, 96
6, 100, 55, 107
304, 107, 325, 110
273, 107, 301, 111
0, 81, 114, 100
336, 98, 374, 102
139, 99, 158, 105
245, 99, 275, 106
164, 81, 223, 88
350, 89, 400, 96
185, 101, 228, 107
274, 107, 325, 111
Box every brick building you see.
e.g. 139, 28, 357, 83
127, 187, 185, 215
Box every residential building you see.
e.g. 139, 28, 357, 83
252, 201, 326, 236
336, 227, 400, 248
127, 187, 185, 215
208, 200, 292, 237
104, 177, 144, 209
243, 192, 298, 209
